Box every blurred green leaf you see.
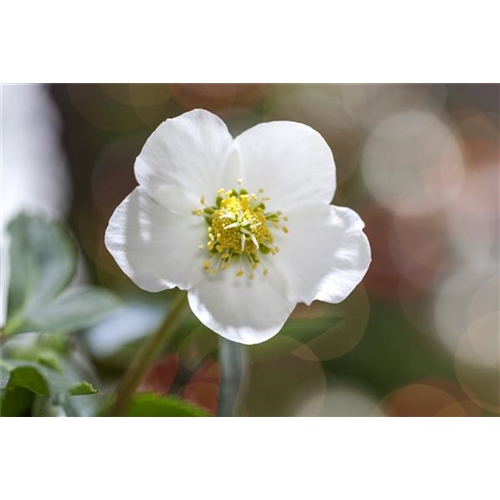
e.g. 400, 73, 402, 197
6, 214, 76, 334
4, 214, 119, 335
218, 337, 246, 417
0, 362, 10, 390
20, 286, 121, 334
69, 381, 98, 396
1, 360, 98, 412
6, 365, 50, 396
126, 394, 212, 432
0, 387, 36, 417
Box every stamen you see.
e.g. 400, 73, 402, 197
197, 183, 283, 274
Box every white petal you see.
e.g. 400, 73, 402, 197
105, 187, 206, 292
187, 261, 295, 345
135, 109, 238, 209
275, 204, 371, 305
234, 121, 336, 211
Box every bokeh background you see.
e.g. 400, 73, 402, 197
3, 83, 499, 416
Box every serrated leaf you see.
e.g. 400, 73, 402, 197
16, 286, 121, 334
0, 362, 11, 390
69, 381, 98, 396
5, 214, 76, 334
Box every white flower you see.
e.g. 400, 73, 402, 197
105, 109, 371, 345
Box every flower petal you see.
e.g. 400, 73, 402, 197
135, 109, 238, 209
105, 187, 206, 292
187, 261, 295, 345
234, 121, 336, 211
274, 204, 371, 305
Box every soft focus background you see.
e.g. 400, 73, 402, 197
3, 83, 499, 416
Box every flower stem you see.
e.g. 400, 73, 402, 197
106, 291, 188, 417
217, 337, 248, 432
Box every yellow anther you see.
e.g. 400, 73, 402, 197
282, 226, 289, 234
198, 187, 283, 275
237, 178, 243, 184
283, 216, 288, 221
263, 269, 268, 276
262, 196, 271, 201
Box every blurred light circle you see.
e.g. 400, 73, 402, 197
390, 211, 449, 293
99, 84, 172, 129
361, 110, 465, 216
100, 83, 171, 108
455, 330, 499, 413
462, 312, 500, 369
445, 163, 499, 264
91, 133, 148, 219
381, 383, 462, 417
244, 337, 326, 416
177, 325, 219, 372
292, 285, 370, 361
299, 381, 384, 416
68, 84, 145, 131
340, 84, 447, 128
362, 204, 441, 300
468, 277, 499, 327
171, 84, 265, 114
434, 264, 498, 364
458, 109, 499, 166
266, 86, 362, 185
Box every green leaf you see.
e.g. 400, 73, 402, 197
0, 362, 12, 390
18, 286, 121, 334
126, 394, 212, 432
7, 365, 50, 396
0, 387, 36, 417
5, 214, 76, 334
4, 214, 120, 335
1, 360, 98, 406
218, 337, 246, 417
69, 381, 98, 396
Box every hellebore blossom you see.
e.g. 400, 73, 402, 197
105, 109, 371, 344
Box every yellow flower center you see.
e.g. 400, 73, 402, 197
212, 196, 269, 254
192, 184, 288, 278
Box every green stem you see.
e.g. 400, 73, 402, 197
106, 291, 188, 417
